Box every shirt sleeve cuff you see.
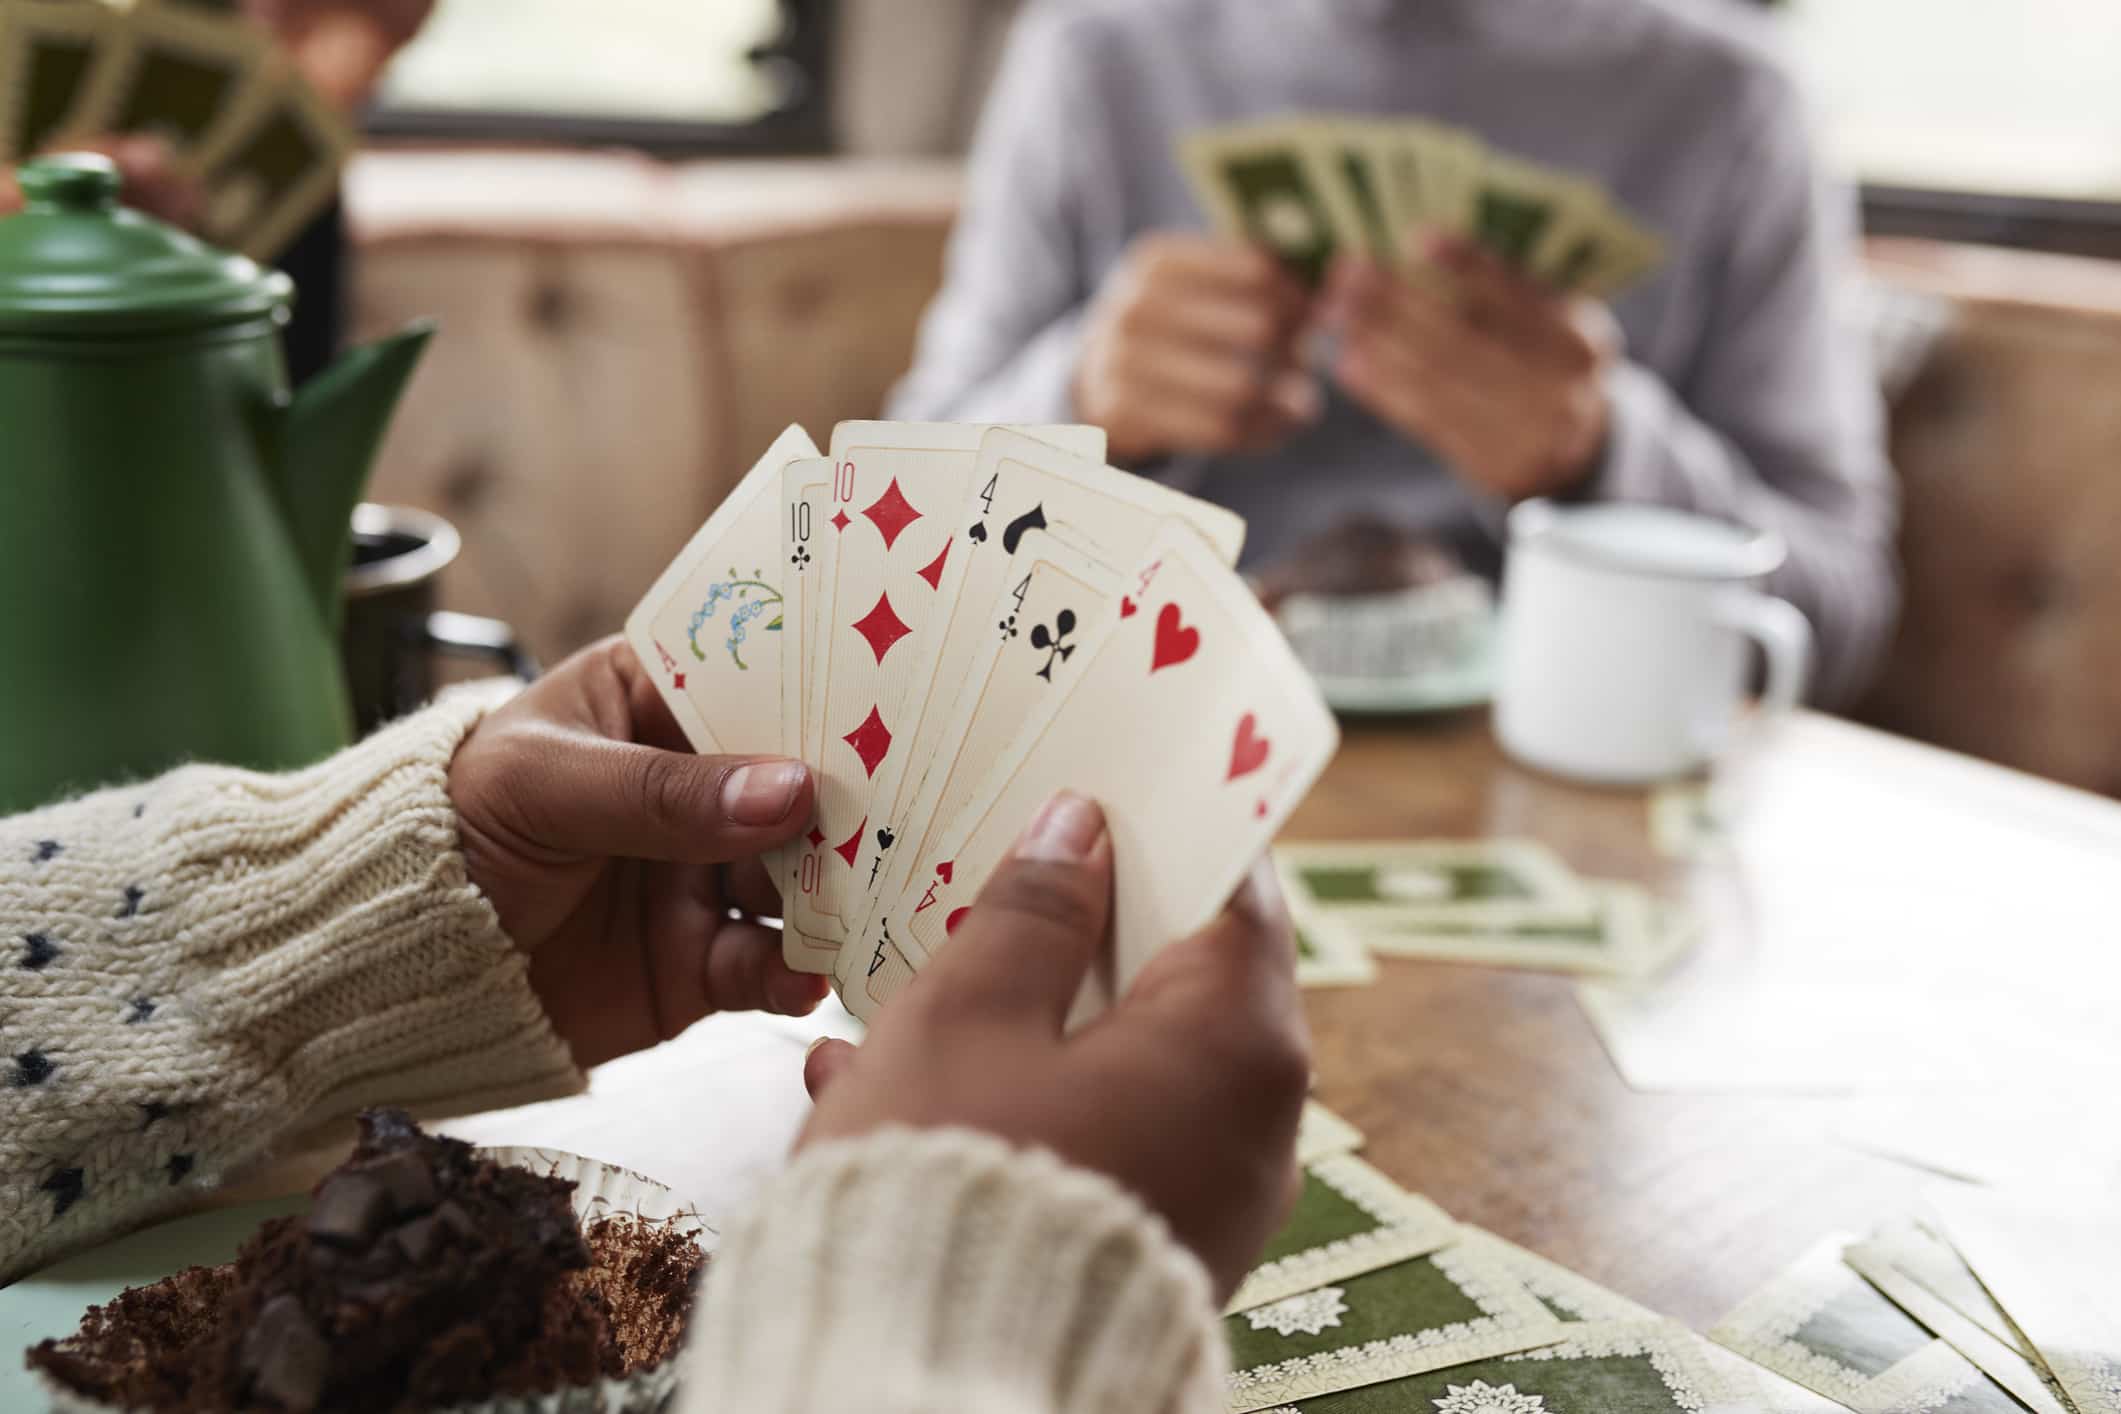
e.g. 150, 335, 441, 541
1580, 358, 1733, 512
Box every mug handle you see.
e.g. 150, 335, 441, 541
1714, 590, 1812, 717
422, 610, 540, 682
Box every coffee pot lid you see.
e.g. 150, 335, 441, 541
0, 154, 291, 336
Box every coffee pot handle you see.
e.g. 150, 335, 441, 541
423, 610, 540, 682
1715, 590, 1812, 717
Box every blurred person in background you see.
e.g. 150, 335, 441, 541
890, 0, 1900, 707
0, 0, 435, 381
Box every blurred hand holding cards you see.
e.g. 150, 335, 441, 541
628, 423, 1341, 1024
1181, 112, 1664, 299
0, 0, 117, 166
0, 0, 354, 260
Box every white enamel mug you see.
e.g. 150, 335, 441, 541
1494, 500, 1813, 784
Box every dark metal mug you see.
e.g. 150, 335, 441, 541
341, 504, 537, 732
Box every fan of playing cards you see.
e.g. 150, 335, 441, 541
0, 0, 353, 259
628, 423, 1341, 1023
1181, 113, 1664, 297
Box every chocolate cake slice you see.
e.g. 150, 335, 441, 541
28, 1110, 706, 1413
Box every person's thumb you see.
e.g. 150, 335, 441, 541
921, 792, 1113, 1031
803, 1037, 859, 1100
498, 732, 813, 863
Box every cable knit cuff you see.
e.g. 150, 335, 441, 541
0, 690, 582, 1284
680, 1128, 1227, 1414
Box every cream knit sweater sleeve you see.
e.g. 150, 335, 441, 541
681, 1126, 1230, 1414
2, 702, 1231, 1412
0, 696, 583, 1286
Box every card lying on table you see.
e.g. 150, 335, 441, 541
1926, 1184, 2121, 1414
1225, 1243, 1567, 1412
627, 421, 1338, 1024
1229, 1153, 1457, 1314
1709, 1233, 2027, 1414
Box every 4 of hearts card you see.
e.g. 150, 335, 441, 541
893, 520, 1339, 1007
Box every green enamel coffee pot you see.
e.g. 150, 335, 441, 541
0, 155, 433, 812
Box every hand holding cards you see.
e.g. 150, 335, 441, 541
0, 0, 354, 259
1180, 112, 1663, 299
628, 422, 1340, 1023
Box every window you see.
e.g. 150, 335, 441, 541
369, 0, 832, 153
1776, 0, 2121, 254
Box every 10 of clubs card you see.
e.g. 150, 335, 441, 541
900, 523, 1340, 1007
773, 457, 841, 975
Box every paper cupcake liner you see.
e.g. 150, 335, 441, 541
38, 1149, 714, 1414
1275, 576, 1493, 682
440, 1148, 712, 1414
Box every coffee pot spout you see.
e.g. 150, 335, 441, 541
275, 320, 434, 630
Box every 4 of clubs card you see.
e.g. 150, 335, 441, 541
847, 528, 1130, 1014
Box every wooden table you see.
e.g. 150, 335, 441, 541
229, 703, 2119, 1336
1283, 705, 2121, 1329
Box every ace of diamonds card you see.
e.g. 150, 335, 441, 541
626, 424, 819, 756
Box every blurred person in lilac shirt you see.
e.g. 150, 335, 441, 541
890, 0, 1898, 707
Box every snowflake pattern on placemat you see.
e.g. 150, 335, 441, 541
1247, 1287, 1350, 1338
1433, 1380, 1548, 1414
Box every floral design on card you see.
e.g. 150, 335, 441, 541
687, 570, 782, 671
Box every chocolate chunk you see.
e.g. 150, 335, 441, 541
240, 1294, 328, 1412
307, 1173, 390, 1248
345, 1279, 410, 1314
362, 1148, 440, 1216
393, 1213, 444, 1264
432, 1199, 480, 1242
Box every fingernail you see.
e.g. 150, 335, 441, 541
1277, 371, 1324, 422
723, 761, 807, 826
1014, 791, 1105, 862
804, 1035, 831, 1060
